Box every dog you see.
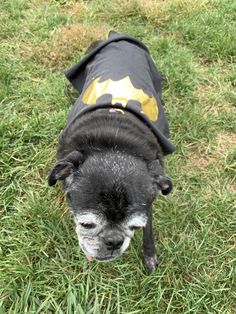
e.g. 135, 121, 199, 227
48, 31, 175, 272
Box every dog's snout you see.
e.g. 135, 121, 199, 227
104, 234, 124, 250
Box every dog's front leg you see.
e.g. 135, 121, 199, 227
142, 205, 159, 272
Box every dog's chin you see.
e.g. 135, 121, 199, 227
81, 245, 121, 262
95, 255, 119, 262
84, 249, 121, 262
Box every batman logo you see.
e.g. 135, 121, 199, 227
82, 76, 158, 121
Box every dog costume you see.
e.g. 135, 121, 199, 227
65, 32, 176, 155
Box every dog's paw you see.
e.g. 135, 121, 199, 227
143, 254, 159, 273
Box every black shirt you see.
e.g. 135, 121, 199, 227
65, 32, 176, 155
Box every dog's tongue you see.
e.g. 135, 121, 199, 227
86, 255, 94, 262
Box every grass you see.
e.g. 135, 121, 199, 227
0, 0, 235, 312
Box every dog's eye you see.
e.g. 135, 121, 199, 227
80, 223, 96, 229
129, 226, 142, 231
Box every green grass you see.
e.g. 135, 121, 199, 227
0, 0, 236, 312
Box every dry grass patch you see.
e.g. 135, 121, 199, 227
186, 148, 215, 170
215, 133, 236, 156
196, 84, 233, 115
103, 0, 210, 26
139, 0, 209, 22
187, 132, 236, 170
61, 2, 87, 16
26, 0, 48, 9
227, 183, 236, 195
24, 23, 108, 69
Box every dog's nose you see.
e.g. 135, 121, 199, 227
104, 234, 124, 250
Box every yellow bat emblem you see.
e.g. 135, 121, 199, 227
82, 76, 158, 121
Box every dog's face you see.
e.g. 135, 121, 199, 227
72, 210, 147, 261
48, 151, 172, 261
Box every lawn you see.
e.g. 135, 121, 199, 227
0, 0, 235, 313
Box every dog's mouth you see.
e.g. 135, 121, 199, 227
86, 254, 118, 262
95, 256, 116, 261
86, 255, 94, 262
86, 254, 119, 262
95, 255, 120, 262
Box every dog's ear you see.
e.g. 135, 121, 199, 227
148, 160, 173, 195
154, 174, 173, 195
48, 151, 84, 186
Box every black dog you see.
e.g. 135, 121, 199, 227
48, 32, 175, 272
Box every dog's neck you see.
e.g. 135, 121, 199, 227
57, 108, 163, 163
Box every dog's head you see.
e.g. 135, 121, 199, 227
48, 150, 172, 261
